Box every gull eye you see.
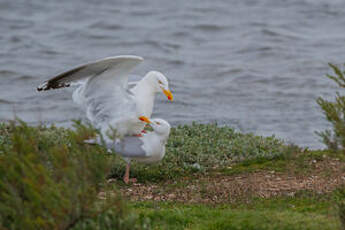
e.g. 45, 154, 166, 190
158, 80, 163, 85
155, 121, 161, 125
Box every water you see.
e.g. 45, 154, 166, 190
1, 0, 345, 149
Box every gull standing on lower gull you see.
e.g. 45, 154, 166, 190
94, 117, 171, 184
37, 55, 173, 138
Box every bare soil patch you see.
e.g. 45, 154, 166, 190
117, 159, 345, 204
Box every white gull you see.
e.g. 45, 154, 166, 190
37, 55, 173, 138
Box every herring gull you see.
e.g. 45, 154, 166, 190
37, 55, 173, 138
85, 117, 171, 183
103, 117, 171, 183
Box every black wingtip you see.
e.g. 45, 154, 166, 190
37, 82, 48, 91
37, 81, 71, 91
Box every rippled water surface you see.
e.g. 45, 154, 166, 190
1, 0, 345, 148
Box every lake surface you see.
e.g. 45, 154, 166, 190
1, 0, 345, 149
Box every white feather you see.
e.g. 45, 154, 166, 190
38, 55, 172, 140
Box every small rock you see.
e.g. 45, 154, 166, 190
287, 192, 295, 197
98, 192, 106, 200
107, 178, 117, 183
192, 163, 201, 170
168, 193, 176, 199
144, 195, 153, 199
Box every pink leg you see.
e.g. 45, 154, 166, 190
123, 163, 137, 184
123, 163, 130, 184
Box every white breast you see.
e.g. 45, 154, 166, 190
134, 133, 165, 163
131, 80, 155, 117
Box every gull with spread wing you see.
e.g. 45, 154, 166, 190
37, 55, 173, 138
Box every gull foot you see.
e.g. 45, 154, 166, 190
123, 176, 129, 184
123, 177, 137, 184
141, 130, 147, 133
129, 178, 137, 183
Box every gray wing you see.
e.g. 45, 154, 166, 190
111, 136, 147, 158
37, 55, 143, 91
38, 55, 143, 132
81, 67, 136, 129
127, 81, 138, 92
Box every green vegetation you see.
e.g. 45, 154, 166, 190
317, 63, 345, 154
133, 193, 341, 230
110, 123, 291, 182
336, 186, 345, 230
317, 63, 345, 229
0, 116, 344, 229
0, 121, 147, 230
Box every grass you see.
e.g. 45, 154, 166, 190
0, 122, 335, 183
216, 148, 334, 176
109, 122, 294, 183
0, 121, 344, 229
133, 192, 341, 230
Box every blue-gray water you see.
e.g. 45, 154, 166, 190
1, 0, 345, 149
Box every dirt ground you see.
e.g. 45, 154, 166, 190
116, 159, 345, 204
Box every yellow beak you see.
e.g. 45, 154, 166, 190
162, 88, 173, 101
139, 116, 151, 123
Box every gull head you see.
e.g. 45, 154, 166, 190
145, 71, 173, 101
150, 118, 171, 137
138, 116, 171, 137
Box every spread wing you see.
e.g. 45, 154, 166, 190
37, 55, 144, 134
37, 55, 143, 91
127, 81, 138, 92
